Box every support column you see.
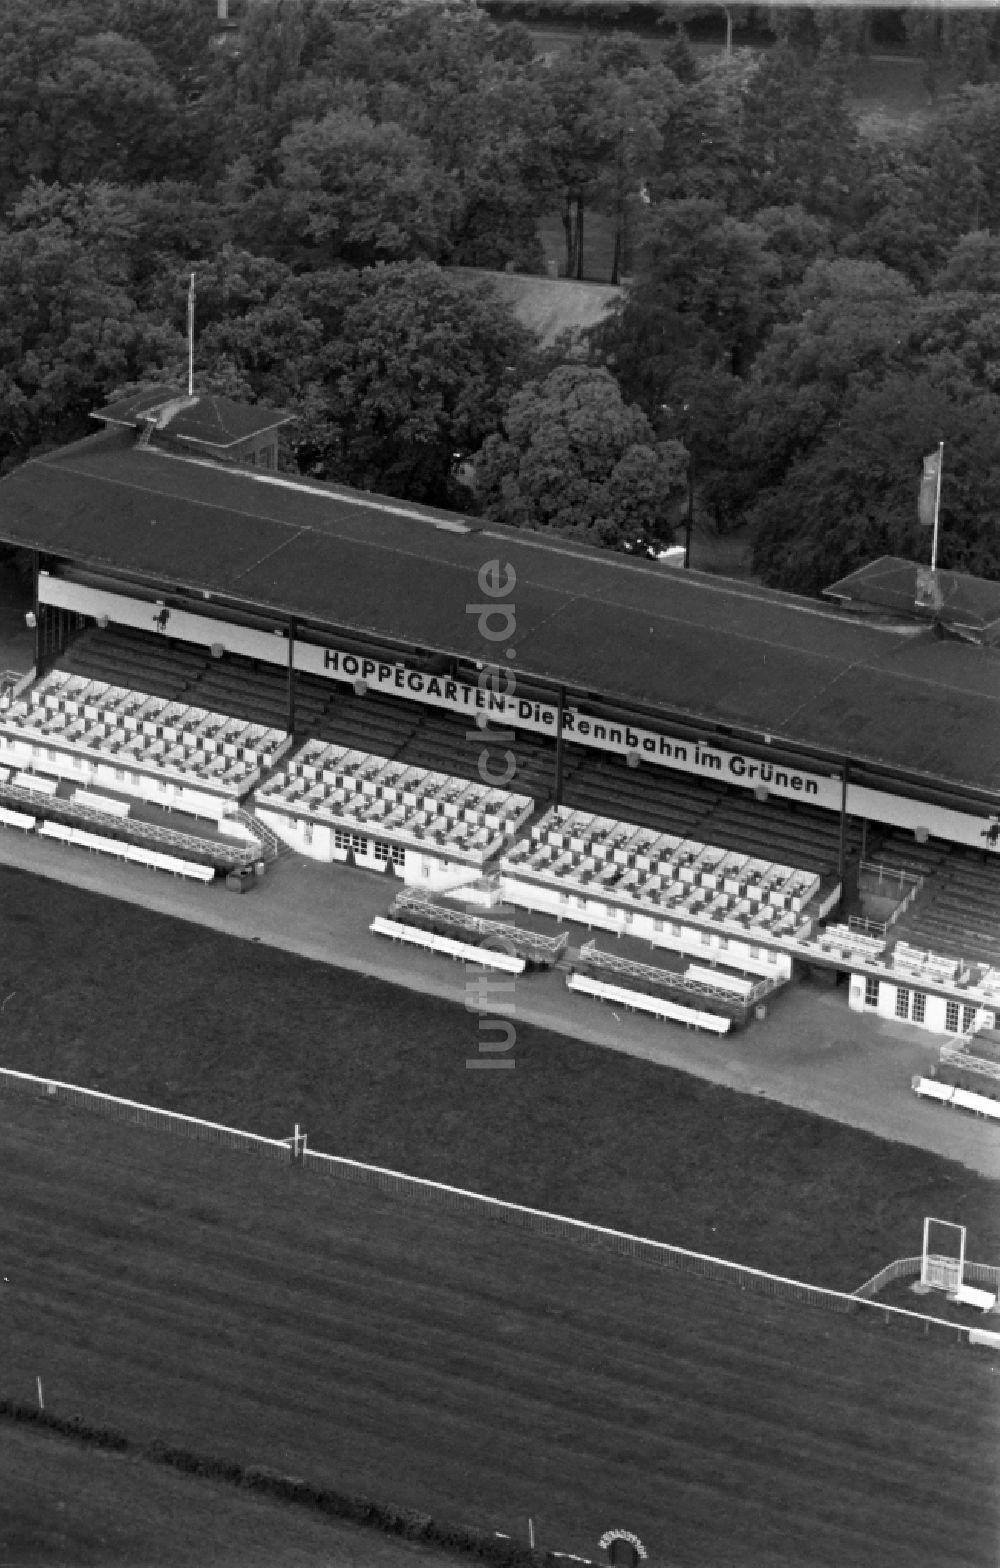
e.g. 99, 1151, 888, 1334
837, 759, 851, 908
31, 550, 40, 668
553, 685, 566, 808
286, 618, 296, 735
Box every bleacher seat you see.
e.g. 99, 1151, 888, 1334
259, 742, 533, 866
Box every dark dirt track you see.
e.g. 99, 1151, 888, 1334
1, 1100, 997, 1568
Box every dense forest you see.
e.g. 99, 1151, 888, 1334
2, 0, 1000, 594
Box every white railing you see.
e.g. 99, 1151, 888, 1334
390, 888, 569, 963
0, 1065, 989, 1343
940, 1045, 1000, 1084
853, 1256, 923, 1298
0, 1068, 290, 1159
855, 1254, 1000, 1298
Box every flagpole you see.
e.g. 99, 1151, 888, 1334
186, 269, 195, 395
930, 439, 943, 572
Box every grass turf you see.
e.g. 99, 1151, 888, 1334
2, 1098, 998, 1568
2, 866, 998, 1292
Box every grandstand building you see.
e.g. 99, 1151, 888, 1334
0, 391, 998, 1040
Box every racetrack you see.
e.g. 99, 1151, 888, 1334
2, 1099, 997, 1568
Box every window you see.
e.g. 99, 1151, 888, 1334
963, 1005, 977, 1032
945, 1000, 960, 1033
912, 992, 926, 1024
895, 987, 910, 1019
302, 821, 313, 846
864, 974, 879, 1008
333, 829, 367, 853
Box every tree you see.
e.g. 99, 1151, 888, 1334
473, 365, 687, 552
0, 1, 103, 195
737, 44, 861, 225
933, 231, 1000, 295
26, 31, 179, 190
108, 0, 219, 98
0, 180, 178, 471
727, 258, 919, 507
276, 110, 459, 267
196, 260, 532, 506
749, 373, 1000, 593
598, 199, 780, 410
541, 37, 653, 281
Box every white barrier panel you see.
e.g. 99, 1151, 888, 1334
912, 1078, 955, 1103
370, 917, 524, 973
568, 972, 730, 1034
953, 1283, 996, 1312
14, 772, 58, 796
72, 788, 130, 818
969, 1328, 1000, 1349
913, 1078, 1000, 1121
0, 806, 36, 830
38, 820, 73, 843
685, 964, 754, 996
952, 1087, 1000, 1121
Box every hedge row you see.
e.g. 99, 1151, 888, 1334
0, 1397, 549, 1567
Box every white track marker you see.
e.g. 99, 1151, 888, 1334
529, 1518, 536, 1550
36, 1376, 44, 1411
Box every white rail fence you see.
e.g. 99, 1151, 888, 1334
0, 1067, 289, 1161
0, 1065, 991, 1344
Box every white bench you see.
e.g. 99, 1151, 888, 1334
952, 1283, 997, 1312
73, 788, 130, 819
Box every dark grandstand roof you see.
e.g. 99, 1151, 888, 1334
92, 389, 293, 448
2, 429, 1000, 799
825, 556, 1000, 647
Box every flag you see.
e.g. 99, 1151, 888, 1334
917, 447, 940, 528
